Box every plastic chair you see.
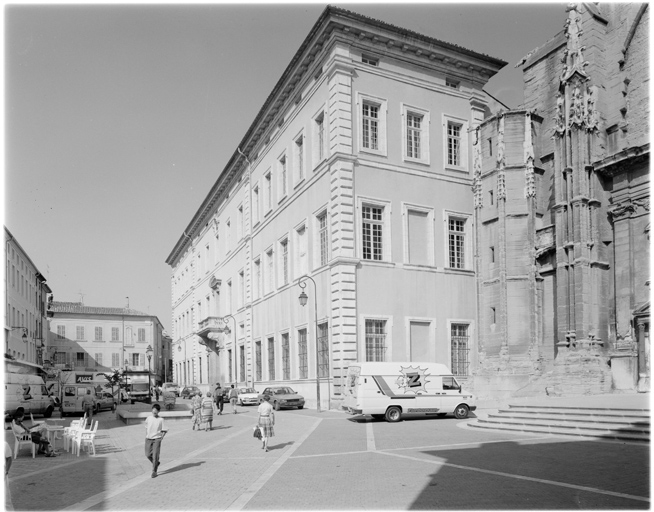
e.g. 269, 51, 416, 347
11, 423, 35, 459
63, 418, 87, 452
73, 420, 98, 457
78, 421, 99, 456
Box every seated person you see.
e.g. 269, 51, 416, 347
11, 412, 57, 457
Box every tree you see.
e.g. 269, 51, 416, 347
99, 368, 123, 398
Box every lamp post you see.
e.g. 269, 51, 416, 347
146, 345, 153, 404
221, 315, 238, 386
297, 276, 321, 413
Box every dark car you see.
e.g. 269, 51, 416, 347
180, 386, 202, 399
257, 386, 305, 410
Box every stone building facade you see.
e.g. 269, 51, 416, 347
165, 7, 506, 406
4, 227, 52, 366
48, 301, 165, 382
472, 3, 649, 397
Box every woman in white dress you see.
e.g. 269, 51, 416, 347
257, 394, 275, 452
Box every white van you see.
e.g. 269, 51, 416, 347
342, 362, 476, 422
4, 373, 56, 420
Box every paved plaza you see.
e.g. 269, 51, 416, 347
5, 399, 650, 511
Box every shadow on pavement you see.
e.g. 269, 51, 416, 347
160, 461, 205, 475
409, 437, 650, 509
268, 441, 294, 451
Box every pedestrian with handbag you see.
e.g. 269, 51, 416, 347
257, 394, 275, 452
229, 385, 238, 414
191, 392, 202, 431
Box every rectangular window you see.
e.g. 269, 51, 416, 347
255, 341, 262, 381
239, 270, 245, 307
365, 319, 386, 362
138, 328, 145, 342
406, 113, 422, 159
94, 353, 102, 367
316, 113, 325, 162
295, 135, 304, 182
57, 325, 65, 340
296, 225, 307, 276
226, 219, 231, 253
447, 122, 462, 166
112, 327, 119, 342
254, 258, 261, 299
279, 156, 287, 198
317, 212, 328, 267
362, 102, 379, 150
77, 352, 86, 367
448, 218, 466, 269
317, 322, 329, 378
282, 333, 290, 380
407, 209, 430, 265
362, 54, 379, 66
362, 206, 383, 261
445, 77, 460, 89
112, 353, 120, 367
253, 186, 260, 224
237, 205, 244, 239
265, 172, 272, 212
95, 327, 103, 342
76, 326, 85, 341
280, 239, 289, 286
267, 337, 275, 381
451, 324, 469, 376
266, 249, 274, 294
298, 329, 307, 379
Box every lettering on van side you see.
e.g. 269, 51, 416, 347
407, 408, 440, 413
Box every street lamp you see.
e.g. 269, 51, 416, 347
297, 276, 321, 413
221, 315, 238, 386
9, 327, 28, 343
146, 345, 153, 404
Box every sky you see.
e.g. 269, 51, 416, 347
4, 2, 568, 333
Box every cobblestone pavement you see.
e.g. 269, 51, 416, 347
5, 401, 650, 510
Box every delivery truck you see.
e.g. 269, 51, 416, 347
342, 362, 476, 422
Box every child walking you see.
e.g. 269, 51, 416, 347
144, 403, 168, 478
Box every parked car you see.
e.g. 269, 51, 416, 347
258, 386, 305, 410
96, 392, 117, 412
236, 387, 259, 406
181, 386, 202, 399
162, 382, 180, 397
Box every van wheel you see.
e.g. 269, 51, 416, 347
44, 406, 53, 418
385, 407, 402, 423
454, 404, 470, 419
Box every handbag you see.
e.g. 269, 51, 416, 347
253, 426, 262, 439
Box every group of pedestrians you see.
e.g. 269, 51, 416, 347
144, 382, 276, 478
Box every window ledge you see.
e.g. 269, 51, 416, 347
264, 209, 273, 218
278, 194, 287, 205
360, 260, 395, 268
359, 148, 387, 158
445, 165, 469, 174
403, 157, 430, 166
294, 178, 305, 190
444, 267, 475, 276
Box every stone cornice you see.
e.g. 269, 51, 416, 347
593, 143, 650, 178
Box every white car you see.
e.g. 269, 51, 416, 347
236, 387, 259, 406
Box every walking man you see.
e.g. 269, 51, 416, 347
144, 403, 168, 478
81, 389, 96, 424
229, 385, 238, 414
213, 383, 223, 415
